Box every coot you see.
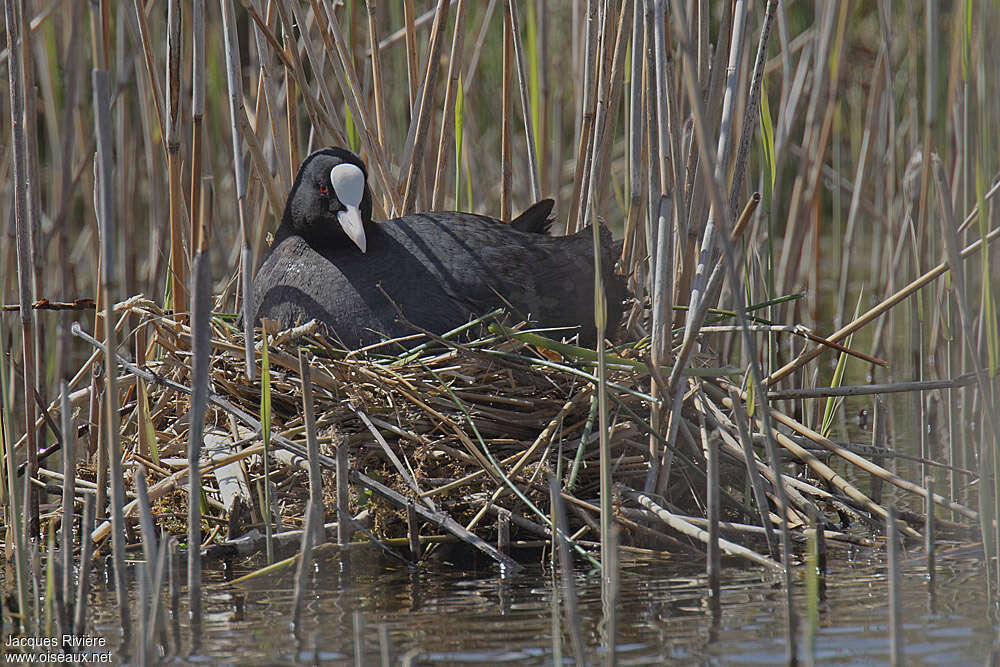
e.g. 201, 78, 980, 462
252, 147, 626, 348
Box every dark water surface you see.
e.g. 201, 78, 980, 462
81, 547, 994, 665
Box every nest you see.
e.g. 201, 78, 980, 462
69, 297, 980, 571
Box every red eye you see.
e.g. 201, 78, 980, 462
319, 186, 329, 194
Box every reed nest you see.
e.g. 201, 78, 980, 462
68, 297, 980, 571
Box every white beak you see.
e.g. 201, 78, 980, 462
337, 205, 366, 253
330, 162, 367, 253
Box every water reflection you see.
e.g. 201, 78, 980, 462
79, 549, 994, 664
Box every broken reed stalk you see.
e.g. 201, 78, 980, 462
496, 508, 510, 556
135, 559, 148, 667
73, 494, 95, 637
805, 507, 820, 662
549, 474, 586, 665
5, 0, 40, 541
701, 389, 721, 604
187, 228, 213, 628
291, 498, 317, 631
602, 521, 619, 667
627, 490, 781, 569
887, 505, 904, 665
59, 381, 75, 632
925, 476, 935, 583
134, 466, 157, 595
353, 610, 365, 667
133, 465, 159, 665
298, 349, 325, 546
407, 502, 421, 560
93, 67, 130, 630
378, 623, 392, 667
147, 532, 170, 657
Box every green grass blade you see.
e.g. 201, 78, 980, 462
759, 76, 776, 199
977, 163, 998, 375
455, 73, 464, 210
525, 0, 541, 162
821, 291, 863, 438
345, 103, 360, 153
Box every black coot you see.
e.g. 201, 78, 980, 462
252, 147, 626, 348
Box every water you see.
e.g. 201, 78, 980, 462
78, 547, 994, 665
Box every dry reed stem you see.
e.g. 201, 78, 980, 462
7, 9, 998, 636
403, 0, 419, 112
505, 0, 540, 202
5, 0, 40, 539
131, 0, 166, 163
765, 221, 1000, 386
316, 1, 401, 214
165, 0, 187, 318
93, 66, 129, 629
401, 0, 450, 214
431, 0, 468, 209
365, 1, 388, 150
56, 296, 985, 583
189, 0, 205, 258
500, 8, 513, 221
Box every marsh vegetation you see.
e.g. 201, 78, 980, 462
1, 0, 998, 663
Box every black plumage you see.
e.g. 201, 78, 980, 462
252, 147, 626, 348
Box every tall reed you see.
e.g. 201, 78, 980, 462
1, 2, 999, 657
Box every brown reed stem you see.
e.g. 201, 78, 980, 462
401, 0, 450, 214
220, 0, 255, 381
365, 1, 388, 150
5, 0, 40, 541
165, 0, 186, 318
93, 66, 130, 630
431, 0, 468, 209
190, 0, 205, 259
506, 0, 540, 202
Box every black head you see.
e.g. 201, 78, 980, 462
276, 147, 375, 251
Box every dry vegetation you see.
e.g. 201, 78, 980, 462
2, 0, 999, 660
